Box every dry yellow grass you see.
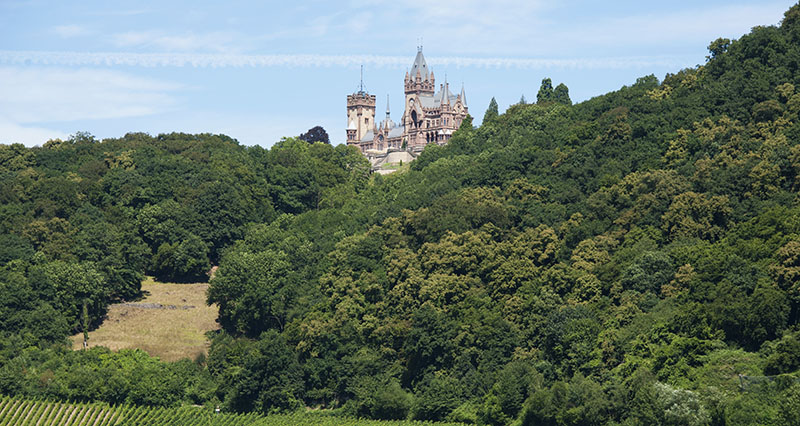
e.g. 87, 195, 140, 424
71, 277, 219, 362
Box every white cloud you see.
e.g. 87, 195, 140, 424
0, 119, 67, 147
0, 50, 690, 70
0, 67, 181, 123
53, 24, 91, 38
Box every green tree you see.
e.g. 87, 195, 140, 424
151, 234, 210, 283
706, 37, 731, 61
299, 125, 330, 144
764, 330, 800, 374
484, 97, 499, 123
208, 330, 303, 413
537, 78, 554, 104
207, 249, 297, 336
34, 260, 108, 331
347, 377, 413, 420
619, 251, 675, 294
554, 83, 572, 105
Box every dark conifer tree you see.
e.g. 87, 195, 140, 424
483, 97, 499, 123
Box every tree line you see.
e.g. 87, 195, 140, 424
2, 4, 800, 425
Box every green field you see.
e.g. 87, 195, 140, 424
0, 397, 466, 426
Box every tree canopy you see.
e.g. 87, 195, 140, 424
3, 4, 800, 424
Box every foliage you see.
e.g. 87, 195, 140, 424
300, 126, 331, 144
4, 5, 800, 425
483, 98, 499, 123
536, 78, 554, 104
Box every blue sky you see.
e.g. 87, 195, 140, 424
0, 0, 796, 147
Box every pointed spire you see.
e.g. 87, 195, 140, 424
460, 82, 467, 107
382, 94, 395, 130
411, 48, 429, 81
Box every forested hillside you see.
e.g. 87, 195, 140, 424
3, 4, 800, 426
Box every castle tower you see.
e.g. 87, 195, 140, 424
402, 47, 434, 147
346, 67, 376, 145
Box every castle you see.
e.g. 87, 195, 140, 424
346, 48, 468, 171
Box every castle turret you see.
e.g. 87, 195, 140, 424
441, 82, 451, 107
346, 119, 357, 142
346, 66, 376, 145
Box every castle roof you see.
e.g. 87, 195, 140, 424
410, 49, 430, 81
360, 130, 374, 142
387, 125, 404, 139
418, 91, 459, 109
360, 125, 405, 143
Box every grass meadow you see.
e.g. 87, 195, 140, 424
71, 277, 219, 362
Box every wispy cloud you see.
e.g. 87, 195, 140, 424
0, 67, 181, 123
0, 50, 692, 70
0, 119, 68, 147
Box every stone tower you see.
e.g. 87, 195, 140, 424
402, 47, 435, 133
346, 67, 376, 144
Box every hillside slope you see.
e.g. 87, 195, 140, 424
205, 5, 800, 424
1, 4, 800, 426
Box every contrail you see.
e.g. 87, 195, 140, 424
0, 50, 692, 70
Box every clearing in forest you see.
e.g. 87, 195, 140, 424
70, 277, 219, 362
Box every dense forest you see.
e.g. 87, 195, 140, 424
3, 4, 800, 425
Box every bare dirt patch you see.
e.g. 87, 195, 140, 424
71, 277, 219, 362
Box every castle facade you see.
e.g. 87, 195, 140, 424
346, 48, 468, 164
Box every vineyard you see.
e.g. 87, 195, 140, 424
0, 396, 466, 426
